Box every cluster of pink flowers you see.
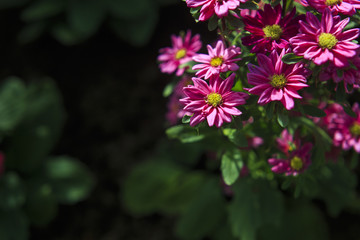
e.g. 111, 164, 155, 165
268, 129, 313, 176
321, 103, 360, 153
158, 0, 360, 178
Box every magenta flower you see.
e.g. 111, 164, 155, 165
245, 49, 309, 110
192, 40, 241, 79
319, 54, 360, 92
290, 9, 360, 68
158, 30, 202, 76
186, 0, 241, 21
276, 129, 298, 155
241, 4, 303, 53
166, 76, 193, 125
268, 143, 313, 176
180, 73, 248, 127
323, 103, 360, 152
302, 0, 360, 16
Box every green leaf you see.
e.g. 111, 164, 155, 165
208, 16, 218, 31
176, 179, 227, 240
44, 156, 95, 204
315, 163, 357, 217
277, 108, 289, 127
163, 81, 176, 97
17, 22, 46, 44
0, 210, 28, 240
110, 5, 158, 47
182, 115, 191, 124
265, 102, 275, 120
302, 104, 326, 117
166, 125, 205, 143
281, 53, 303, 64
67, 0, 106, 38
222, 128, 248, 147
0, 172, 25, 210
123, 161, 206, 215
221, 148, 243, 185
239, 0, 259, 10
342, 103, 356, 118
0, 77, 27, 133
0, 0, 29, 9
21, 0, 64, 21
228, 179, 284, 240
105, 0, 151, 19
24, 181, 58, 226
51, 23, 86, 45
6, 79, 65, 173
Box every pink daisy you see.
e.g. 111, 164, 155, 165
180, 73, 248, 127
302, 0, 360, 16
241, 4, 303, 53
192, 40, 241, 79
158, 30, 202, 76
323, 103, 360, 152
186, 0, 241, 21
245, 49, 309, 110
319, 54, 360, 92
268, 142, 313, 176
276, 129, 298, 155
290, 9, 360, 68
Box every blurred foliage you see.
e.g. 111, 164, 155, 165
0, 77, 94, 239
0, 0, 178, 46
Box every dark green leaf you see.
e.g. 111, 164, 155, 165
0, 0, 30, 10
0, 77, 27, 133
0, 210, 28, 240
163, 81, 176, 97
123, 161, 206, 215
6, 79, 65, 173
166, 125, 205, 143
0, 172, 25, 210
21, 0, 64, 21
182, 115, 191, 124
277, 108, 289, 127
281, 53, 303, 64
208, 16, 218, 31
105, 0, 150, 19
67, 0, 106, 37
302, 104, 326, 117
17, 22, 46, 44
44, 156, 95, 204
176, 179, 227, 240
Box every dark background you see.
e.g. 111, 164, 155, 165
0, 1, 216, 239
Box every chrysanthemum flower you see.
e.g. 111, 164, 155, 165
319, 55, 360, 92
268, 143, 312, 176
241, 4, 302, 53
166, 76, 193, 125
290, 9, 360, 68
276, 129, 298, 155
245, 49, 309, 110
186, 0, 241, 21
192, 40, 241, 79
301, 0, 360, 16
158, 30, 202, 76
323, 103, 360, 152
180, 73, 248, 127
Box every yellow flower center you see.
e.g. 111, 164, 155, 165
270, 74, 287, 88
318, 33, 338, 49
290, 156, 303, 171
263, 24, 283, 41
206, 93, 223, 107
175, 49, 187, 60
350, 122, 360, 136
210, 57, 223, 67
325, 0, 342, 6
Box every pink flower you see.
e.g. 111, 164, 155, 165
180, 73, 248, 127
323, 103, 360, 152
268, 143, 312, 176
245, 49, 309, 110
158, 30, 202, 76
192, 40, 241, 79
319, 54, 360, 92
290, 9, 360, 68
241, 4, 303, 53
166, 76, 194, 125
276, 129, 298, 155
302, 0, 360, 16
186, 0, 241, 21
